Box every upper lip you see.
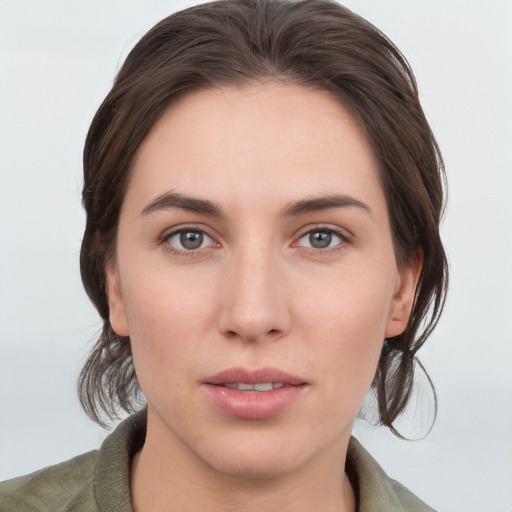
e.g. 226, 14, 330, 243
204, 367, 306, 386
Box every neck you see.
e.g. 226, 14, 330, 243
130, 409, 356, 512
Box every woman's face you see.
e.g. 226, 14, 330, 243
107, 83, 419, 479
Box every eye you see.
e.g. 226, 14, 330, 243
164, 229, 215, 252
296, 228, 345, 250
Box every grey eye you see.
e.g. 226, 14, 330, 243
297, 229, 343, 250
180, 231, 203, 250
309, 231, 332, 249
166, 229, 213, 252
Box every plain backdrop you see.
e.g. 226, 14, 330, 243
1, 1, 511, 511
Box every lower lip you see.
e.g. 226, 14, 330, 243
202, 384, 306, 420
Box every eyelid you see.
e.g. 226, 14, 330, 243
159, 224, 221, 255
158, 223, 351, 255
293, 224, 352, 250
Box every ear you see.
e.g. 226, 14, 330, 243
385, 248, 423, 338
106, 264, 130, 337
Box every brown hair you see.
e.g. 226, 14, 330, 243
78, 0, 448, 432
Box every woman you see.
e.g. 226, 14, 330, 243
0, 0, 447, 510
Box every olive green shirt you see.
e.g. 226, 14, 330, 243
0, 413, 436, 511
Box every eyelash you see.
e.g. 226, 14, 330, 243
159, 225, 351, 256
160, 225, 219, 256
294, 225, 350, 254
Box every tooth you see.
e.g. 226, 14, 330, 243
254, 382, 273, 391
223, 382, 286, 391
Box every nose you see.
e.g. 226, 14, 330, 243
217, 247, 292, 343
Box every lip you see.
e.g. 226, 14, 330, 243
204, 366, 306, 386
202, 366, 308, 420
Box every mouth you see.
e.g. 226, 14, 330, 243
222, 382, 287, 391
202, 367, 308, 420
204, 366, 306, 387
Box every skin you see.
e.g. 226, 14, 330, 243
107, 83, 421, 512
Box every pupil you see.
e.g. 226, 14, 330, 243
310, 231, 331, 249
180, 231, 203, 250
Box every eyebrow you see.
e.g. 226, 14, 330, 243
141, 191, 371, 218
282, 194, 371, 217
141, 191, 223, 217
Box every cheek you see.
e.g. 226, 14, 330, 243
122, 259, 217, 333
306, 266, 394, 344
120, 269, 219, 389
300, 266, 395, 390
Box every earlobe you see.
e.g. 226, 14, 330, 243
385, 248, 423, 338
106, 264, 130, 337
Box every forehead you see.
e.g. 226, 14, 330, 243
126, 83, 384, 214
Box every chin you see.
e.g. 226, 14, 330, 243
188, 424, 334, 481
203, 445, 306, 480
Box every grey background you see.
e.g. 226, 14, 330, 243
1, 1, 511, 511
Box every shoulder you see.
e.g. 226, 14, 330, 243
0, 412, 146, 512
347, 437, 436, 512
0, 450, 99, 512
386, 477, 437, 512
